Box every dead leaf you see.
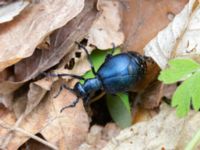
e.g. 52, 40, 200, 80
140, 81, 163, 109
19, 134, 52, 150
79, 123, 121, 150
0, 0, 97, 109
0, 81, 89, 149
6, 0, 96, 82
0, 0, 29, 24
122, 0, 188, 52
0, 0, 84, 71
133, 60, 160, 92
144, 0, 200, 69
103, 103, 200, 150
163, 84, 177, 99
88, 0, 125, 49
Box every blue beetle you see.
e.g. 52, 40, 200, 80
47, 42, 146, 112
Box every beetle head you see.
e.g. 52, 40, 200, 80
74, 82, 86, 97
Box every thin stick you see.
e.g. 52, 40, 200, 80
0, 120, 58, 150
0, 115, 25, 148
15, 127, 58, 150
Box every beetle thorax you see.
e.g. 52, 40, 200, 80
74, 77, 102, 98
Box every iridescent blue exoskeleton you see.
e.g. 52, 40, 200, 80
47, 42, 146, 112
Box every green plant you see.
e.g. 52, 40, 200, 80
159, 58, 200, 150
159, 58, 200, 117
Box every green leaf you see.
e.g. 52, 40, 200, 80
158, 58, 200, 84
172, 72, 200, 117
116, 93, 130, 113
106, 93, 132, 128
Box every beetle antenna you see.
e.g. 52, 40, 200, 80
54, 84, 75, 98
111, 42, 116, 55
75, 41, 97, 75
105, 43, 116, 61
60, 97, 80, 112
44, 72, 85, 80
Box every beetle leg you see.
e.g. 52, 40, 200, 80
44, 72, 85, 80
75, 41, 97, 75
60, 97, 80, 112
105, 43, 116, 61
83, 95, 90, 106
111, 42, 116, 54
54, 84, 75, 98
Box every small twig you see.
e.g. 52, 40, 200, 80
14, 127, 58, 150
185, 128, 200, 150
0, 120, 58, 150
0, 115, 25, 148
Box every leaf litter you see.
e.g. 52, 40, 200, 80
1, 0, 200, 149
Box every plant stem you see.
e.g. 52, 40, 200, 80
185, 128, 200, 150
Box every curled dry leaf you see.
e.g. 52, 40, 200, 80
0, 0, 97, 109
1, 0, 96, 87
144, 0, 200, 69
20, 78, 52, 117
49, 0, 98, 77
140, 81, 164, 109
88, 0, 124, 49
0, 0, 84, 72
121, 0, 188, 52
103, 103, 200, 150
0, 0, 29, 24
0, 82, 89, 149
0, 1, 99, 148
163, 84, 177, 99
79, 123, 121, 150
12, 78, 52, 118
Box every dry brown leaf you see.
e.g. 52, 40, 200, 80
1, 0, 96, 84
0, 81, 89, 149
0, 0, 97, 109
17, 0, 97, 116
144, 0, 200, 69
163, 84, 177, 99
103, 103, 200, 150
79, 123, 121, 150
140, 81, 163, 109
13, 77, 53, 117
19, 135, 52, 150
122, 0, 188, 52
88, 0, 124, 49
0, 0, 18, 6
0, 0, 29, 24
24, 79, 51, 115
48, 0, 98, 77
0, 105, 17, 149
0, 0, 84, 72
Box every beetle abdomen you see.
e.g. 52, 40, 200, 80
101, 74, 137, 93
98, 52, 146, 93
